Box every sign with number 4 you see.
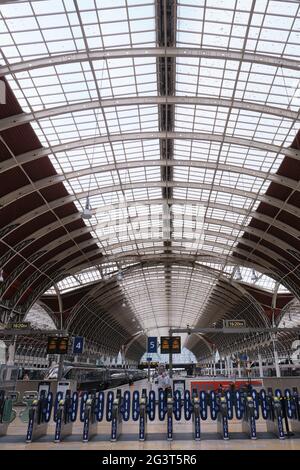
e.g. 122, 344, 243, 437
73, 336, 84, 354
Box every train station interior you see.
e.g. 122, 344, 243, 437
1, 0, 300, 453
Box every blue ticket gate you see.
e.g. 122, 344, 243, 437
81, 391, 101, 442
25, 382, 53, 443
53, 382, 78, 443
209, 391, 229, 440
241, 391, 258, 440
284, 388, 300, 434
265, 388, 285, 439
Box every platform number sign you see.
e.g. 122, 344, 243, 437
73, 336, 84, 354
148, 337, 157, 354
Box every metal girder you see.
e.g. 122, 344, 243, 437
98, 236, 298, 283
1, 224, 91, 272
0, 194, 76, 237
0, 213, 85, 266
1, 180, 300, 277
83, 233, 294, 271
0, 96, 297, 132
233, 245, 283, 273
65, 259, 261, 320
84, 275, 216, 309
234, 239, 300, 277
63, 161, 300, 190
1, 48, 300, 77
3, 196, 299, 262
1, 232, 98, 298
123, 332, 146, 356
11, 180, 297, 219
0, 329, 67, 337
59, 252, 262, 288
0, 197, 248, 243
249, 210, 300, 241
170, 326, 300, 334
9, 239, 100, 307
1, 158, 298, 208
190, 333, 214, 353
71, 301, 133, 345
102, 237, 229, 259
84, 215, 300, 264
0, 131, 299, 174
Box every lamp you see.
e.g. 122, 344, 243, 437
117, 271, 124, 282
235, 266, 242, 281
81, 196, 93, 220
251, 269, 258, 282
0, 269, 4, 282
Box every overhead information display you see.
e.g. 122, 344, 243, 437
160, 336, 181, 354
47, 336, 69, 355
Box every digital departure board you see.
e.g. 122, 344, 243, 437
160, 336, 181, 354
47, 336, 69, 355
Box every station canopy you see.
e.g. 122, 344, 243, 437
0, 0, 300, 361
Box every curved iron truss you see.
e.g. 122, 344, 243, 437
0, 0, 300, 362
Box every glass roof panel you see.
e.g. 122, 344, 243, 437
1, 0, 298, 337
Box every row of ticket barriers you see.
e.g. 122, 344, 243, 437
1, 383, 300, 443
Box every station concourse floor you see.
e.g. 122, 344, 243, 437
1, 379, 300, 451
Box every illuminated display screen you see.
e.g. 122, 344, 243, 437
47, 337, 69, 355
160, 336, 181, 354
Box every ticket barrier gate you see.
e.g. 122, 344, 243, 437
240, 390, 259, 440
217, 393, 229, 440
12, 385, 300, 443
158, 389, 185, 441
265, 388, 285, 439
284, 388, 300, 434
80, 388, 127, 443
19, 391, 38, 424
25, 384, 53, 443
132, 389, 151, 442
53, 384, 79, 443
80, 390, 106, 442
184, 390, 202, 440
0, 390, 19, 436
111, 389, 127, 442
208, 391, 229, 440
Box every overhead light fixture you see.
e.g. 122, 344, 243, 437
251, 269, 258, 282
117, 271, 124, 282
122, 300, 126, 308
81, 196, 93, 220
235, 266, 242, 281
0, 269, 3, 282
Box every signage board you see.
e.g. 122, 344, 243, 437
239, 353, 248, 361
6, 322, 30, 330
47, 336, 69, 355
72, 336, 84, 354
223, 319, 246, 328
147, 337, 157, 353
38, 381, 50, 397
160, 336, 181, 354
173, 379, 186, 395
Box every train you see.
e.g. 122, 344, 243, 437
45, 364, 147, 391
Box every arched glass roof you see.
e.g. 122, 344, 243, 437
1, 0, 300, 359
